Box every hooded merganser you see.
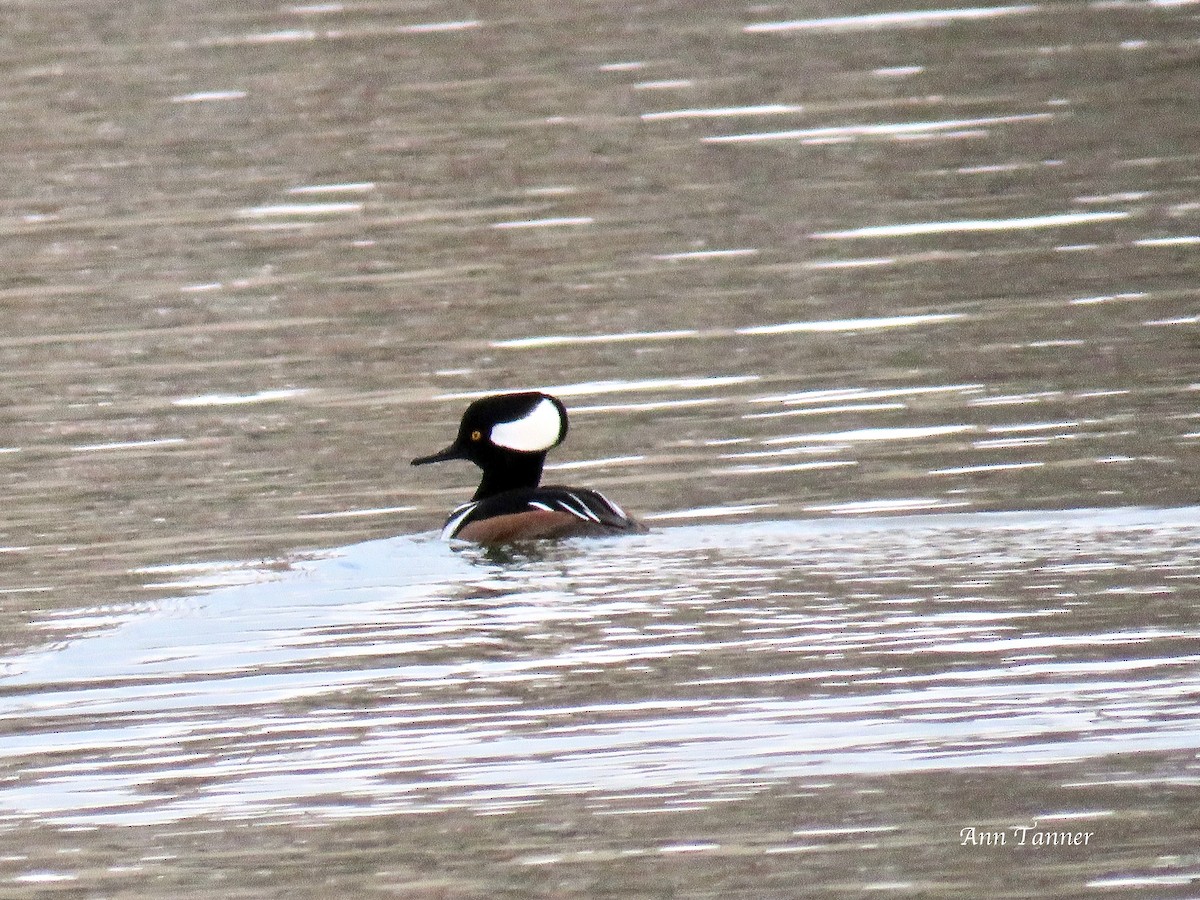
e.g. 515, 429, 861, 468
412, 391, 647, 542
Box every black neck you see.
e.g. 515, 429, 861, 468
473, 452, 545, 500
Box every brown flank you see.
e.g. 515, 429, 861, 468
456, 510, 630, 543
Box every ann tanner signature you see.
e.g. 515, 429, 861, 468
961, 823, 1095, 848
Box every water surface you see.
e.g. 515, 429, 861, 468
4, 508, 1200, 895
2, 0, 1199, 895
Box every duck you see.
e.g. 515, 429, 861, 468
412, 391, 646, 542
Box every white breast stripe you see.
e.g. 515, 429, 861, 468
558, 493, 602, 523
490, 398, 563, 452
441, 502, 479, 540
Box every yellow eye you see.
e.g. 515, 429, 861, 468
470, 430, 482, 441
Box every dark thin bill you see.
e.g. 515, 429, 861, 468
411, 444, 463, 466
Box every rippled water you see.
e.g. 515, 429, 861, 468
3, 0, 1199, 895
5, 509, 1200, 893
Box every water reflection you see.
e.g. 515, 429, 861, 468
4, 0, 1200, 890
743, 5, 1041, 32
2, 507, 1198, 829
703, 111, 1058, 145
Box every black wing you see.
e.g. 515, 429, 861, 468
529, 485, 643, 532
441, 486, 645, 539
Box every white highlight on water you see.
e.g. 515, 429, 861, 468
438, 375, 760, 401
813, 210, 1128, 239
1087, 875, 1200, 889
492, 330, 697, 349
227, 29, 317, 44
1070, 291, 1147, 305
929, 462, 1046, 475
297, 507, 417, 520
633, 80, 696, 90
738, 313, 963, 334
572, 397, 729, 414
170, 90, 247, 103
393, 20, 480, 33
238, 202, 363, 218
71, 438, 187, 453
173, 388, 310, 407
803, 257, 897, 269
1135, 235, 1200, 247
525, 185, 578, 196
1144, 315, 1200, 326
752, 384, 981, 406
974, 435, 1080, 449
970, 390, 1062, 406
716, 460, 858, 475
765, 425, 974, 445
744, 402, 908, 420
653, 248, 759, 261
545, 455, 646, 471
744, 5, 1038, 32
986, 421, 1080, 433
643, 503, 778, 520
287, 3, 344, 13
288, 182, 375, 195
805, 498, 971, 514
491, 217, 594, 229
704, 112, 1053, 144
641, 104, 802, 121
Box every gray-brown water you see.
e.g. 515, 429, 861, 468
2, 0, 1199, 895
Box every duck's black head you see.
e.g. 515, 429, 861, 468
411, 391, 569, 499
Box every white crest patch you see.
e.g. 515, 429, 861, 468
490, 398, 563, 452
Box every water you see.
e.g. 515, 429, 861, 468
2, 0, 1199, 895
4, 509, 1200, 894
